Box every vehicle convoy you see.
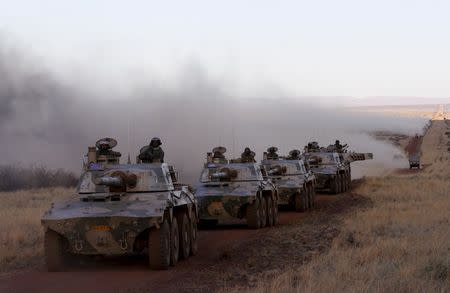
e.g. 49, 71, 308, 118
41, 138, 198, 271
261, 148, 316, 212
196, 147, 278, 229
303, 141, 373, 194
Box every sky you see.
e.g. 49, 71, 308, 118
1, 0, 450, 101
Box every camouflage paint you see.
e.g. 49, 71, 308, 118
196, 162, 277, 225
41, 162, 197, 255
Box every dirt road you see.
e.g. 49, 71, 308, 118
0, 192, 369, 293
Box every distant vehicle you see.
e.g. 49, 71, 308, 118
196, 147, 278, 229
409, 153, 421, 169
41, 139, 198, 271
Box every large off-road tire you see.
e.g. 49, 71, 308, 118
189, 213, 198, 256
307, 184, 314, 209
44, 229, 66, 272
340, 173, 347, 192
260, 196, 267, 228
170, 218, 179, 266
347, 171, 352, 190
266, 196, 274, 227
330, 175, 339, 194
272, 198, 278, 226
294, 189, 307, 212
247, 197, 261, 229
177, 212, 191, 260
148, 219, 170, 270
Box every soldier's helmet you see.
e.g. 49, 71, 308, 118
244, 147, 252, 154
289, 149, 301, 158
212, 146, 227, 156
335, 140, 340, 145
150, 137, 162, 147
96, 137, 118, 150
267, 146, 278, 153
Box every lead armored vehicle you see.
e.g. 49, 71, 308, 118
196, 147, 278, 229
261, 148, 316, 212
41, 138, 198, 271
303, 141, 373, 194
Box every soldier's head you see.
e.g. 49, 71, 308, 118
289, 149, 301, 159
267, 146, 278, 154
96, 138, 116, 150
335, 140, 340, 145
244, 147, 252, 154
150, 137, 162, 148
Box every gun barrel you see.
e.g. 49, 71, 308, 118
211, 172, 228, 179
96, 176, 124, 187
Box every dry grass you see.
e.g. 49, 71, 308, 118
0, 187, 73, 273
248, 120, 450, 292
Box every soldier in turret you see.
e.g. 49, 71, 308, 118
241, 147, 256, 163
287, 149, 301, 160
139, 137, 165, 163
95, 138, 121, 163
334, 140, 348, 153
267, 147, 279, 160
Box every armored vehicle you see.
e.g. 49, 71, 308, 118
303, 141, 373, 194
261, 149, 316, 212
409, 153, 421, 169
196, 147, 278, 229
41, 138, 198, 271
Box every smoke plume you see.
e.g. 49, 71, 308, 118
0, 40, 427, 184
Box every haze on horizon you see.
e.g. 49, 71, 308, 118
1, 0, 450, 102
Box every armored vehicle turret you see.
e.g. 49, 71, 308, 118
261, 148, 316, 212
195, 147, 278, 229
41, 138, 198, 271
303, 141, 373, 194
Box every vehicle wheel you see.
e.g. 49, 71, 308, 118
294, 189, 307, 212
247, 197, 261, 229
266, 196, 274, 227
330, 177, 338, 194
341, 174, 347, 192
307, 184, 314, 209
335, 175, 341, 194
45, 229, 66, 272
347, 172, 352, 190
170, 217, 179, 266
310, 184, 316, 208
260, 196, 267, 228
272, 198, 278, 226
148, 218, 170, 270
177, 213, 191, 260
189, 213, 198, 256
304, 188, 310, 211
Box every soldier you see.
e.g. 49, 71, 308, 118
267, 146, 279, 160
95, 138, 121, 163
288, 149, 301, 160
241, 147, 256, 163
334, 140, 348, 153
139, 137, 165, 163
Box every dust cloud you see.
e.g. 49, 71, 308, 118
0, 41, 427, 184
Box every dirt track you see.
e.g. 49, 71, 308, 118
0, 191, 370, 293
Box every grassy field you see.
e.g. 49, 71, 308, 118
0, 188, 73, 273
249, 120, 450, 292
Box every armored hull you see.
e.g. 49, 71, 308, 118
41, 163, 198, 271
196, 162, 278, 228
304, 151, 372, 194
261, 159, 316, 212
